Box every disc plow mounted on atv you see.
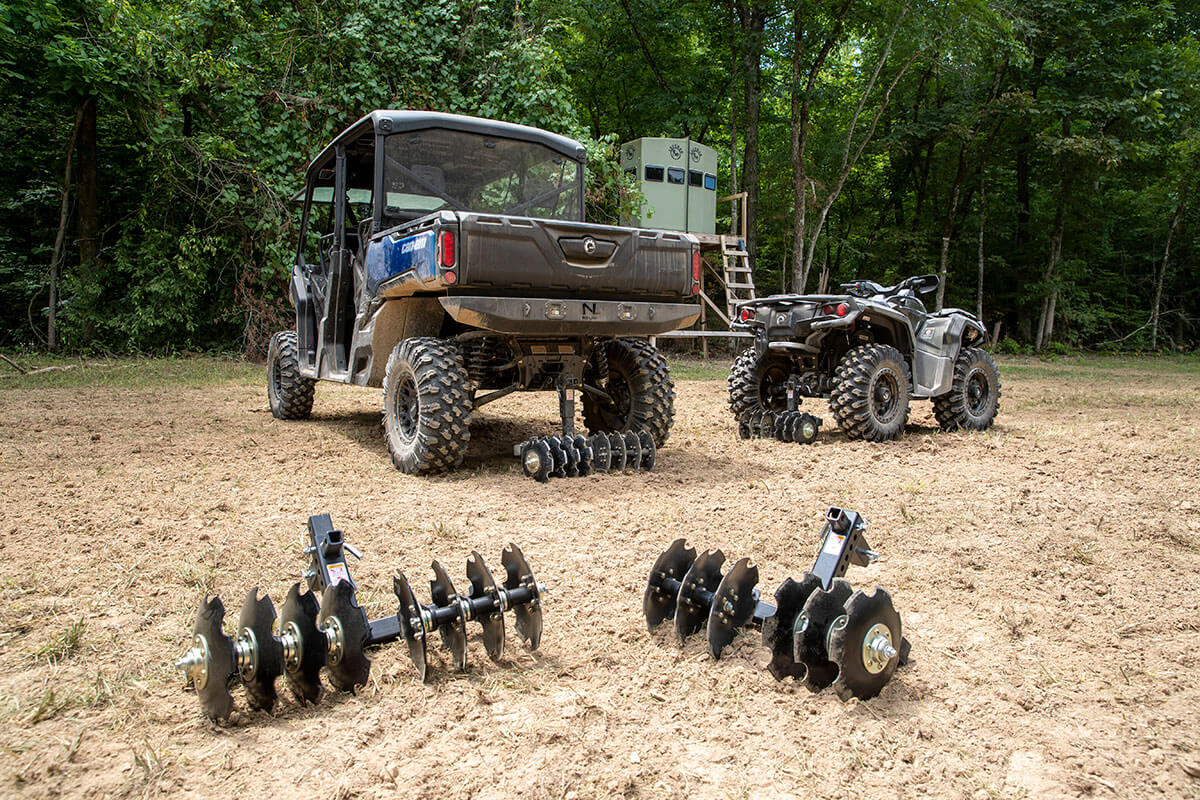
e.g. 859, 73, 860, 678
175, 515, 545, 721
644, 507, 910, 701
515, 378, 656, 482
737, 377, 822, 444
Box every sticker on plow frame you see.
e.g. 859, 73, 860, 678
821, 533, 845, 558
327, 562, 350, 585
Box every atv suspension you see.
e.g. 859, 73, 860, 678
737, 377, 822, 444
515, 376, 655, 482
643, 507, 910, 701
174, 515, 546, 722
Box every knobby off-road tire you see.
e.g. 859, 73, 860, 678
267, 331, 316, 420
932, 347, 1001, 431
727, 348, 791, 417
582, 338, 674, 447
829, 344, 911, 441
382, 337, 472, 474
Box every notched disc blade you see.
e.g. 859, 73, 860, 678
673, 549, 725, 644
637, 431, 656, 471
280, 583, 323, 704
393, 571, 428, 682
237, 587, 282, 712
467, 551, 505, 662
607, 432, 627, 472
829, 586, 902, 702
795, 578, 853, 693
622, 432, 642, 472
643, 538, 697, 630
546, 437, 567, 478
319, 580, 371, 692
430, 560, 468, 671
706, 557, 759, 660
589, 434, 611, 473
502, 544, 542, 650
562, 436, 579, 477
762, 573, 821, 681
573, 435, 593, 477
193, 595, 235, 722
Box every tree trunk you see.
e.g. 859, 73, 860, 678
1151, 197, 1184, 349
1035, 173, 1071, 351
49, 105, 87, 350
790, 2, 806, 293
934, 142, 970, 310
739, 0, 766, 269
976, 167, 986, 323
77, 95, 99, 344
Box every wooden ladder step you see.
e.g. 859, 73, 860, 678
726, 282, 755, 290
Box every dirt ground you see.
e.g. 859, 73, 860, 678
1, 354, 1198, 799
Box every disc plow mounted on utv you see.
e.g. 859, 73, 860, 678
644, 507, 910, 701
175, 515, 545, 722
729, 274, 1000, 443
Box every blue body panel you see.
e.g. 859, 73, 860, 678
366, 230, 436, 296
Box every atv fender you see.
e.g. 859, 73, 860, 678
912, 313, 985, 396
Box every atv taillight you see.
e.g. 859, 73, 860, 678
739, 307, 755, 323
442, 270, 457, 285
439, 230, 456, 268
836, 303, 849, 316
691, 251, 701, 294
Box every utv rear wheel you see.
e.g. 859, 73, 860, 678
932, 347, 1001, 431
382, 337, 473, 474
727, 348, 791, 417
830, 344, 911, 441
582, 338, 674, 447
267, 331, 316, 420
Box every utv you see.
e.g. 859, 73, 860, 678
267, 110, 701, 474
728, 274, 1000, 441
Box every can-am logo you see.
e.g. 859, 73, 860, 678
400, 237, 422, 255
583, 237, 597, 255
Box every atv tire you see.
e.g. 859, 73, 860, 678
932, 347, 1001, 431
582, 338, 674, 447
727, 348, 791, 417
382, 337, 473, 474
267, 331, 316, 420
830, 344, 911, 441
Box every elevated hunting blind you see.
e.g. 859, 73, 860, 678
620, 137, 718, 234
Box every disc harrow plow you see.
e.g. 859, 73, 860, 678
514, 378, 656, 482
175, 514, 545, 722
644, 506, 910, 701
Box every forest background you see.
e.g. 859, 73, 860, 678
1, 0, 1197, 357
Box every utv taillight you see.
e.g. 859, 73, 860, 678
442, 270, 457, 285
739, 307, 755, 323
836, 303, 849, 316
691, 251, 701, 294
439, 230, 456, 268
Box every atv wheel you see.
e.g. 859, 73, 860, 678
829, 344, 911, 441
267, 331, 316, 420
582, 338, 674, 447
932, 347, 1001, 431
727, 348, 791, 417
381, 337, 473, 474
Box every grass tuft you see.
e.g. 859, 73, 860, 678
34, 619, 85, 664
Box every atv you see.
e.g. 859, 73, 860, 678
267, 110, 701, 475
728, 274, 1000, 441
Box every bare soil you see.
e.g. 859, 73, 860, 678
1, 355, 1198, 799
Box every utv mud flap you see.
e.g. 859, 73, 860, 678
439, 297, 699, 336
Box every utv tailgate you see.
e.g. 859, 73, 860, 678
440, 297, 698, 336
455, 214, 695, 298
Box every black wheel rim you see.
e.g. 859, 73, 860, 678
965, 368, 990, 416
759, 363, 790, 412
392, 374, 419, 441
869, 369, 901, 423
601, 372, 633, 427
270, 355, 283, 399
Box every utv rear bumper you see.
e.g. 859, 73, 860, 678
439, 296, 699, 336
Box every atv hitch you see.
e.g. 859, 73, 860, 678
175, 515, 546, 722
514, 376, 655, 481
643, 507, 910, 701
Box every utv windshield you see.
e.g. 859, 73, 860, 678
383, 128, 583, 222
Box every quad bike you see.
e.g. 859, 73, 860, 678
729, 274, 1000, 441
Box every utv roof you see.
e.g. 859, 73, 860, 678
305, 110, 587, 177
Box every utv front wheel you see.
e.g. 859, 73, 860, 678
830, 344, 911, 441
932, 347, 1001, 431
382, 337, 473, 474
267, 331, 316, 420
581, 338, 674, 447
727, 348, 791, 417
